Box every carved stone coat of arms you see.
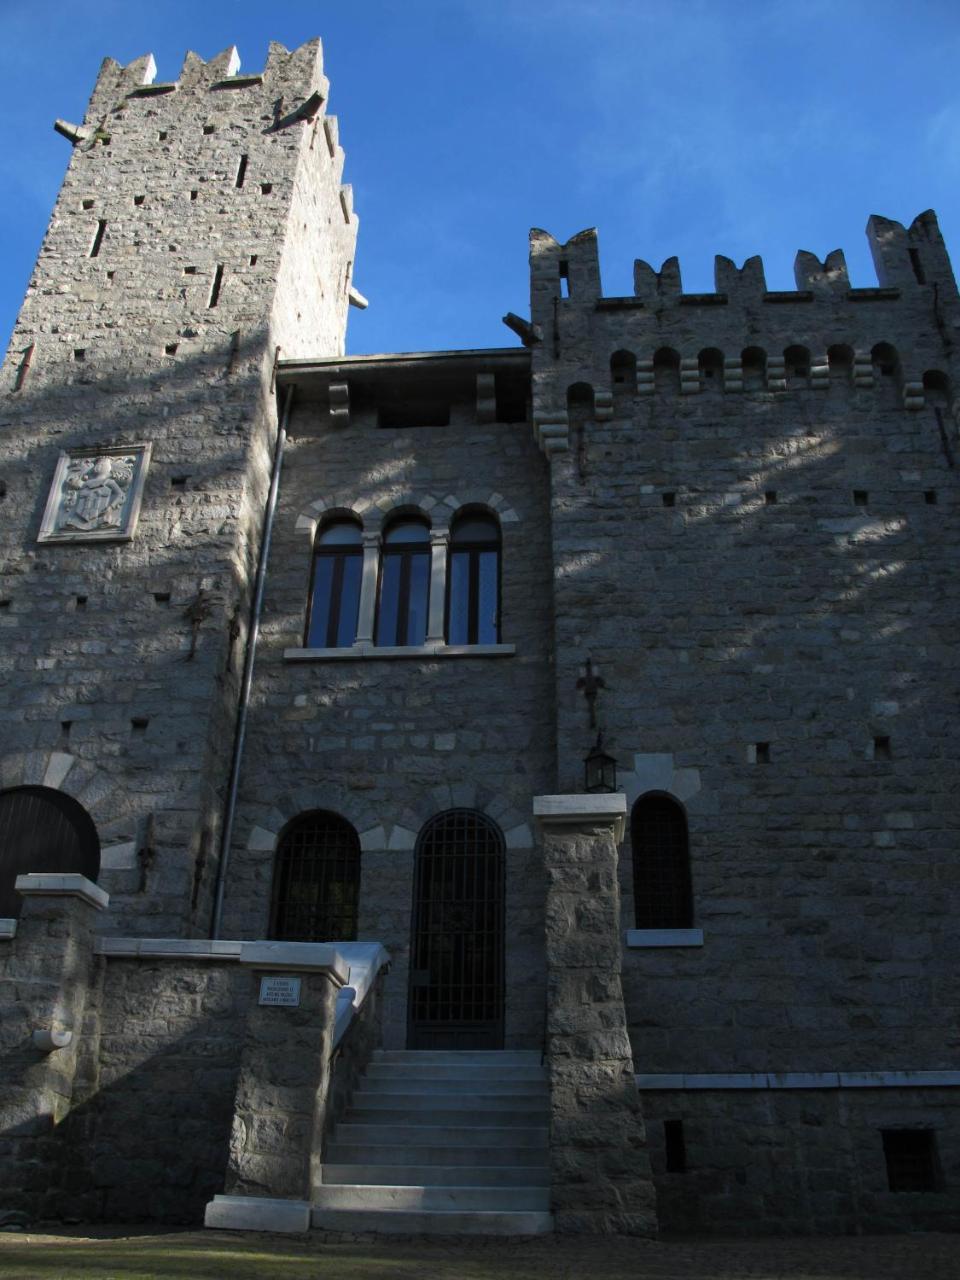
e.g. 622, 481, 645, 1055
38, 444, 151, 544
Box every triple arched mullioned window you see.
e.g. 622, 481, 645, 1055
305, 510, 502, 649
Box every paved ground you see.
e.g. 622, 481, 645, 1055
0, 1228, 958, 1280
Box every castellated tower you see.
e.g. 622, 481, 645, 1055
0, 41, 358, 936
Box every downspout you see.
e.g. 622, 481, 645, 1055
210, 383, 294, 938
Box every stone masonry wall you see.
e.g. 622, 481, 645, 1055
0, 40, 357, 937
220, 387, 555, 1048
527, 219, 960, 1079
642, 1086, 960, 1236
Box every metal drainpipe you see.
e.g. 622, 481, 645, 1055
210, 384, 294, 938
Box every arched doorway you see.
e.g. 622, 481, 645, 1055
408, 809, 505, 1049
0, 785, 100, 918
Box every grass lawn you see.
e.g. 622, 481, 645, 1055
0, 1229, 958, 1280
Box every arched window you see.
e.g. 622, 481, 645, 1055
699, 347, 724, 389
742, 346, 767, 392
784, 345, 811, 387
447, 512, 500, 645
269, 810, 360, 942
376, 517, 431, 647
631, 792, 692, 929
653, 348, 680, 394
0, 786, 100, 919
306, 518, 362, 648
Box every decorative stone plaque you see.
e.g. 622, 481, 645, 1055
38, 443, 151, 544
258, 975, 302, 1007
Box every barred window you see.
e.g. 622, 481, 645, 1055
446, 513, 500, 645
305, 519, 362, 648
631, 792, 693, 929
269, 811, 360, 942
0, 785, 100, 919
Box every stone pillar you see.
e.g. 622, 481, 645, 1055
354, 531, 381, 644
0, 873, 109, 1219
533, 795, 658, 1235
205, 941, 347, 1233
425, 527, 449, 644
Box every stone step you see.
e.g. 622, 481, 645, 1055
326, 1142, 548, 1168
365, 1062, 546, 1082
348, 1101, 547, 1124
357, 1076, 547, 1096
334, 1123, 548, 1148
313, 1183, 550, 1212
372, 1050, 542, 1066
322, 1163, 550, 1188
310, 1207, 553, 1235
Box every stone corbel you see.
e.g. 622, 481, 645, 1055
328, 382, 350, 426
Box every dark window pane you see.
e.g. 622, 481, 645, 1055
448, 550, 470, 645
337, 554, 362, 647
477, 550, 498, 643
270, 811, 360, 942
376, 554, 402, 645
632, 794, 693, 929
384, 519, 430, 544
406, 550, 430, 645
452, 515, 499, 544
307, 557, 334, 647
318, 521, 361, 545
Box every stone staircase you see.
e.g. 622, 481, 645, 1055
313, 1049, 553, 1235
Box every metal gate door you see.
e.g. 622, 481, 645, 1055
0, 786, 100, 918
408, 809, 504, 1050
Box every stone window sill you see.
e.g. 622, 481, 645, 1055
0, 918, 17, 940
284, 642, 516, 662
625, 928, 704, 948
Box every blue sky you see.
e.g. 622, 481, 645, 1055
2, 0, 959, 356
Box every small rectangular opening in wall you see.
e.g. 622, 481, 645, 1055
559, 259, 570, 298
208, 264, 225, 308
203, 124, 215, 135
89, 220, 107, 258
134, 195, 145, 207
662, 492, 676, 507
853, 490, 869, 506
235, 154, 249, 188
249, 254, 258, 266
924, 489, 938, 504
73, 349, 85, 362
882, 1129, 940, 1192
153, 592, 171, 605
874, 735, 892, 760
76, 595, 87, 610
0, 599, 10, 610
260, 182, 273, 195
131, 717, 149, 734
908, 248, 927, 285
171, 476, 188, 489
82, 199, 94, 211
765, 490, 778, 505
158, 130, 168, 142
190, 190, 198, 201
184, 266, 198, 275
755, 742, 770, 764
664, 1120, 687, 1173
61, 721, 72, 739
106, 271, 115, 282
165, 342, 179, 356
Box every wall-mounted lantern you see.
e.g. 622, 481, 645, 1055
584, 732, 617, 794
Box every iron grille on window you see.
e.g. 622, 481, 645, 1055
882, 1129, 941, 1192
0, 785, 100, 919
631, 792, 693, 929
408, 809, 505, 1048
269, 811, 360, 942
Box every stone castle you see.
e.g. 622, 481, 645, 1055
1, 38, 958, 1237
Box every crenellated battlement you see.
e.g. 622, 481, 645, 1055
84, 39, 328, 124
530, 211, 958, 316
527, 214, 960, 456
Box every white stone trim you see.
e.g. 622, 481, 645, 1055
240, 941, 347, 982
626, 928, 703, 948
15, 873, 108, 910
534, 793, 626, 841
100, 841, 137, 870
284, 642, 516, 661
0, 918, 17, 940
635, 1070, 960, 1091
618, 753, 701, 809
98, 937, 244, 959
205, 1195, 311, 1233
